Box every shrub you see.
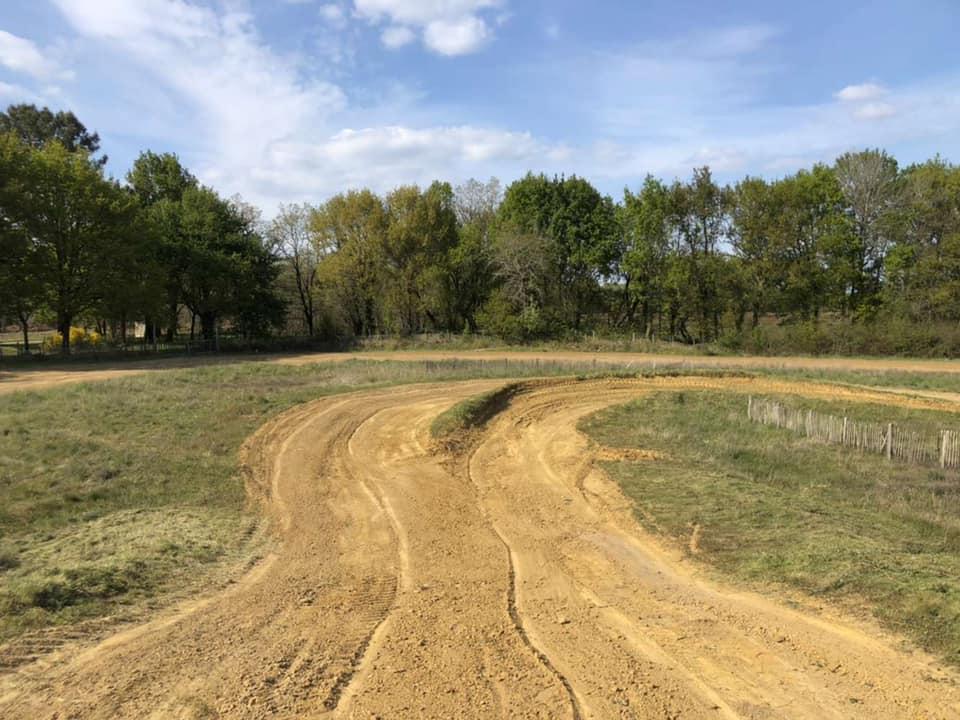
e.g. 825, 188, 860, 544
41, 327, 105, 352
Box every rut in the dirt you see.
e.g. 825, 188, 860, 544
1, 377, 959, 720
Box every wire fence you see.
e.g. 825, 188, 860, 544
747, 396, 960, 469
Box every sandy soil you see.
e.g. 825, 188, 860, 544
3, 348, 960, 396
2, 376, 958, 719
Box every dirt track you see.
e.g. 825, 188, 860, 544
2, 376, 959, 719
3, 347, 960, 397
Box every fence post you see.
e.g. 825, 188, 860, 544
842, 417, 848, 445
748, 395, 753, 420
886, 423, 893, 460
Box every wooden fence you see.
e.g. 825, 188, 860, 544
747, 396, 960, 469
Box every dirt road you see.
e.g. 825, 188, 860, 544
2, 376, 958, 718
3, 347, 960, 396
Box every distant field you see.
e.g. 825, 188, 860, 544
581, 391, 960, 665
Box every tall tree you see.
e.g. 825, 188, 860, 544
669, 167, 729, 341
885, 158, 960, 321
382, 182, 458, 334
0, 104, 106, 166
618, 176, 671, 335
312, 190, 389, 337
270, 203, 320, 336
499, 173, 617, 331
0, 134, 44, 352
834, 149, 903, 315
127, 150, 196, 206
127, 151, 199, 340
1, 138, 138, 353
174, 186, 281, 343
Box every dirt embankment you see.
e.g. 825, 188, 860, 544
1, 377, 959, 719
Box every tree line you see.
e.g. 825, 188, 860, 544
2, 103, 959, 356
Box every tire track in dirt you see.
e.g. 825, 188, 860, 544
327, 410, 409, 716
2, 376, 960, 718
466, 460, 585, 720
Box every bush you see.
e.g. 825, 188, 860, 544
720, 317, 960, 357
41, 327, 104, 353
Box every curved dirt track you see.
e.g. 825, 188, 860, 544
2, 377, 960, 719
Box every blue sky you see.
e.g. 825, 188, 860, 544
0, 0, 958, 213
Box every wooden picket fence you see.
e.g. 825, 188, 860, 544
747, 396, 960, 469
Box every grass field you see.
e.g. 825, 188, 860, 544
580, 391, 960, 664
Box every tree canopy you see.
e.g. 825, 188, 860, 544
3, 102, 960, 357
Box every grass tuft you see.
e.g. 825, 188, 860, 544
430, 383, 520, 439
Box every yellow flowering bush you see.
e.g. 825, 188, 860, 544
42, 327, 105, 352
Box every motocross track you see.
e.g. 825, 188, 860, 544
2, 376, 960, 719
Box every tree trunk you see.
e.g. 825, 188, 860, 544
200, 312, 217, 343
18, 311, 30, 356
166, 301, 178, 342
58, 313, 72, 355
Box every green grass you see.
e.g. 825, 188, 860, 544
0, 357, 620, 641
751, 366, 960, 394
430, 383, 520, 439
752, 392, 960, 437
580, 391, 960, 664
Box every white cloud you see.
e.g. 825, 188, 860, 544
422, 16, 489, 55
319, 3, 346, 27
835, 82, 886, 102
855, 102, 896, 120
0, 29, 61, 80
20, 6, 960, 212
255, 125, 564, 199
49, 0, 346, 203
381, 25, 415, 49
43, 0, 552, 211
353, 0, 502, 55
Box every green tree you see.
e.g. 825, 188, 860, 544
270, 203, 320, 336
127, 150, 196, 206
312, 190, 389, 337
174, 187, 281, 343
446, 178, 502, 332
382, 182, 458, 334
0, 104, 105, 166
834, 149, 903, 316
669, 167, 729, 341
1, 138, 138, 353
127, 151, 200, 341
618, 176, 671, 336
0, 139, 45, 352
498, 173, 617, 331
886, 158, 960, 321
